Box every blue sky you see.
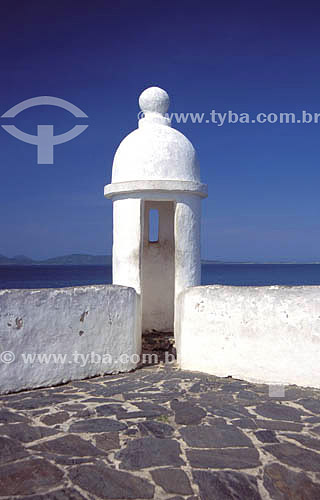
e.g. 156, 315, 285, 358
0, 1, 319, 262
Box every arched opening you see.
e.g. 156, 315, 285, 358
149, 209, 159, 242
141, 200, 175, 334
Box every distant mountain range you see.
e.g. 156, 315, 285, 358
0, 254, 241, 266
0, 254, 112, 266
0, 254, 318, 266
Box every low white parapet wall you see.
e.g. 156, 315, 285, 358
0, 285, 141, 394
176, 285, 320, 388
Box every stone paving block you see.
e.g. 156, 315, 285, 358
193, 470, 260, 500
0, 408, 28, 423
30, 434, 106, 456
170, 400, 206, 425
117, 437, 184, 469
213, 406, 252, 419
69, 417, 127, 433
263, 443, 320, 471
29, 409, 50, 416
189, 381, 202, 392
180, 424, 253, 448
296, 398, 320, 414
254, 419, 303, 431
134, 400, 172, 415
0, 458, 64, 496
1, 363, 320, 499
40, 411, 70, 425
232, 418, 258, 429
60, 403, 86, 411
124, 391, 183, 402
255, 403, 305, 421
95, 432, 121, 451
116, 409, 166, 420
0, 422, 59, 442
0, 435, 29, 464
162, 380, 184, 391
8, 394, 82, 410
187, 447, 261, 469
206, 416, 230, 427
264, 462, 320, 499
304, 416, 320, 423
254, 430, 279, 443
311, 424, 320, 434
137, 386, 162, 393
280, 387, 320, 401
197, 391, 235, 408
95, 403, 124, 417
237, 390, 261, 400
137, 420, 174, 438
150, 468, 193, 495
69, 463, 154, 498
284, 432, 320, 451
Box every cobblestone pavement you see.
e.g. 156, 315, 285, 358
1, 336, 320, 499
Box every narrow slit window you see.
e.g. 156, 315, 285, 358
149, 209, 159, 242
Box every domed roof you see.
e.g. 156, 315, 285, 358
111, 87, 200, 183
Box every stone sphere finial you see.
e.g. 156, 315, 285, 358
139, 87, 170, 116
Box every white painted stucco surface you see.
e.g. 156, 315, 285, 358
109, 192, 203, 333
112, 198, 143, 295
176, 285, 320, 388
104, 180, 207, 198
105, 86, 207, 334
174, 196, 201, 303
0, 285, 141, 394
111, 87, 200, 184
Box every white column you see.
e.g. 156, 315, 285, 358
112, 198, 142, 295
174, 195, 201, 303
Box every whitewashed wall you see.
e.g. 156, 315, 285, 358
0, 285, 141, 394
176, 285, 320, 388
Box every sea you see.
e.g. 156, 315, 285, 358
0, 264, 320, 289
